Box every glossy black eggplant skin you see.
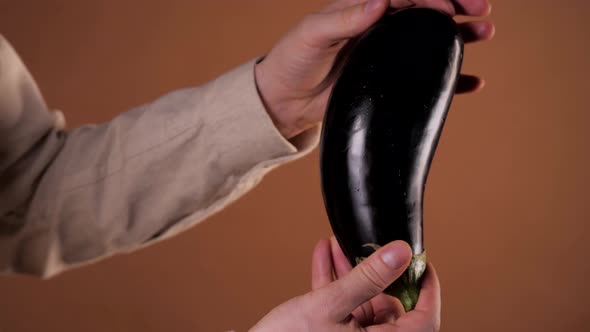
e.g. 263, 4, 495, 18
320, 8, 463, 264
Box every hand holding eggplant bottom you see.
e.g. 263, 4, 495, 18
250, 239, 441, 332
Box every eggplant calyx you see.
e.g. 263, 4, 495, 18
386, 251, 427, 312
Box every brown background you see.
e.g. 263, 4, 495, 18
1, 0, 589, 331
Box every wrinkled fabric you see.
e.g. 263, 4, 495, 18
0, 35, 320, 278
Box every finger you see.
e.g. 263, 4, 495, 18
371, 294, 405, 324
459, 21, 495, 43
325, 0, 451, 14
412, 263, 442, 330
374, 295, 405, 323
319, 241, 412, 321
329, 237, 377, 325
452, 0, 491, 16
365, 325, 395, 332
330, 236, 353, 279
390, 0, 456, 16
351, 302, 376, 326
456, 74, 485, 94
301, 0, 388, 48
325, 0, 491, 17
322, 0, 366, 13
311, 239, 335, 290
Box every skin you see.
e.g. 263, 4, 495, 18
255, 0, 495, 139
251, 0, 494, 330
250, 239, 441, 331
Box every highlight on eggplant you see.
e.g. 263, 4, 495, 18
319, 7, 463, 312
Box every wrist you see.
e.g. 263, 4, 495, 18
254, 61, 306, 140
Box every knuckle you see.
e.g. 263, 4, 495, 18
358, 263, 388, 293
300, 13, 318, 32
432, 0, 456, 16
444, 0, 457, 16
337, 10, 354, 27
297, 14, 322, 48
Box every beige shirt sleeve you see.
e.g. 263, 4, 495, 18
0, 35, 320, 278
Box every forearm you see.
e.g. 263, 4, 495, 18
0, 36, 319, 278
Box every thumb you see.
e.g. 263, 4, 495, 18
302, 0, 388, 48
319, 241, 412, 321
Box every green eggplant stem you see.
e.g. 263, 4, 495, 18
385, 251, 427, 312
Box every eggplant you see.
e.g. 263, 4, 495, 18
319, 8, 463, 311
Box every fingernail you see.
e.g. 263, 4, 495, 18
364, 0, 382, 14
380, 241, 410, 269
